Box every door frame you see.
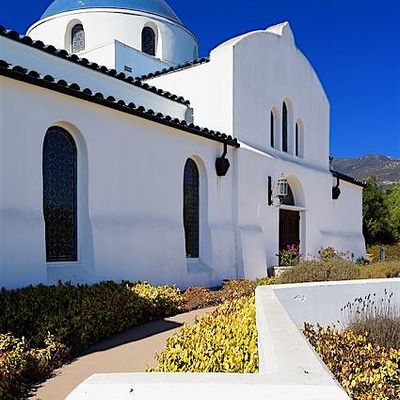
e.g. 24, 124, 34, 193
278, 205, 306, 263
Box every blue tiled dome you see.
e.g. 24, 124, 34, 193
42, 0, 182, 23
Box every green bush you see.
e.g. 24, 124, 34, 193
0, 333, 68, 400
303, 323, 400, 400
0, 281, 182, 355
0, 281, 182, 399
275, 259, 360, 284
151, 296, 258, 373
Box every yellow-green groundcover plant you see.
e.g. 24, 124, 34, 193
151, 295, 258, 373
0, 281, 183, 400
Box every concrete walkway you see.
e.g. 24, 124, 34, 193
31, 307, 214, 400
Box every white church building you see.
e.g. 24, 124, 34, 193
0, 0, 366, 290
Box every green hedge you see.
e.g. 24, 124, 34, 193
151, 295, 258, 373
0, 281, 182, 354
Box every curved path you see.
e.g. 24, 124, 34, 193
31, 307, 214, 400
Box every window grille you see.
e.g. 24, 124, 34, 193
43, 127, 77, 262
142, 27, 156, 56
282, 102, 288, 152
270, 111, 275, 148
183, 159, 199, 258
71, 24, 85, 53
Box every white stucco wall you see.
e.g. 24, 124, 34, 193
149, 22, 329, 170
27, 8, 198, 66
148, 22, 365, 273
0, 35, 189, 121
236, 144, 365, 276
232, 23, 330, 170
0, 76, 237, 289
149, 46, 235, 135
0, 20, 365, 289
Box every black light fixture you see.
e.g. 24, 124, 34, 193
332, 177, 341, 200
216, 143, 230, 176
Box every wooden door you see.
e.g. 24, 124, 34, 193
279, 209, 300, 252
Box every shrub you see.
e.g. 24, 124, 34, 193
0, 333, 68, 400
0, 281, 182, 355
367, 244, 400, 262
151, 296, 258, 373
342, 291, 400, 350
275, 259, 360, 284
303, 323, 400, 400
256, 276, 276, 286
0, 281, 183, 399
359, 261, 400, 279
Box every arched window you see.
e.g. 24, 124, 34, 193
270, 111, 275, 148
43, 127, 77, 262
282, 102, 288, 152
142, 26, 156, 56
71, 24, 85, 53
295, 122, 299, 156
183, 159, 199, 258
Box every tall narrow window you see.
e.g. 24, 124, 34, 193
142, 27, 156, 56
295, 122, 299, 156
270, 111, 275, 148
183, 159, 199, 258
282, 102, 288, 152
43, 127, 77, 262
71, 24, 85, 53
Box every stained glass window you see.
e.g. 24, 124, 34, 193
282, 102, 288, 152
142, 27, 156, 56
43, 127, 77, 262
71, 24, 85, 53
183, 159, 199, 258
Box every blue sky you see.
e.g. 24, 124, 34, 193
1, 0, 399, 158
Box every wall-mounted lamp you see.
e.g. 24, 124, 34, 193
332, 177, 341, 200
268, 175, 289, 206
215, 143, 230, 176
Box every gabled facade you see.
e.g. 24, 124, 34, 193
0, 0, 365, 289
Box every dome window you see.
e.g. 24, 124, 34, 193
71, 24, 85, 53
142, 26, 156, 56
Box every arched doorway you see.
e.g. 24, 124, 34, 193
279, 184, 300, 263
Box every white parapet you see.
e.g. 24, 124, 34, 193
67, 278, 400, 400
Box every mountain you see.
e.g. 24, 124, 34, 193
331, 154, 400, 188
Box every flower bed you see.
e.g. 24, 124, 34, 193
303, 324, 400, 400
151, 295, 258, 373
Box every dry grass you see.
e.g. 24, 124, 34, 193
342, 290, 400, 350
359, 261, 400, 279
368, 244, 400, 262
275, 259, 360, 284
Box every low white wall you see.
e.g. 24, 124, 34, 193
256, 278, 400, 378
271, 278, 400, 327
